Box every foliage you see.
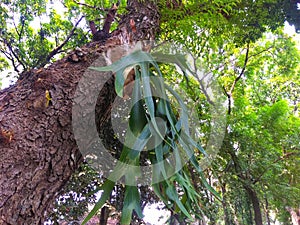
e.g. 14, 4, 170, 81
0, 0, 125, 74
87, 49, 220, 224
47, 163, 101, 224
0, 0, 299, 224
198, 31, 300, 224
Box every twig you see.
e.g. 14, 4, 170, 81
12, 20, 20, 37
248, 44, 274, 60
191, 56, 215, 105
18, 12, 27, 43
0, 49, 19, 73
229, 43, 250, 94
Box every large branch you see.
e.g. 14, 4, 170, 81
0, 1, 160, 224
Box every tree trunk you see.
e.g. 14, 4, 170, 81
244, 185, 263, 225
265, 197, 271, 225
287, 207, 300, 225
99, 206, 110, 225
221, 184, 234, 225
0, 1, 159, 224
222, 132, 263, 225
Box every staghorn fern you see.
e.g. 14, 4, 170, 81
83, 49, 221, 225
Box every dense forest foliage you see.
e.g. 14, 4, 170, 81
0, 0, 299, 224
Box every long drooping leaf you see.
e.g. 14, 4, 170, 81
165, 184, 193, 219
121, 185, 143, 225
81, 179, 115, 225
129, 68, 147, 136
88, 49, 221, 224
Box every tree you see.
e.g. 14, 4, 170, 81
0, 1, 160, 224
0, 0, 299, 224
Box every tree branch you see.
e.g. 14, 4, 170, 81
248, 44, 274, 60
39, 16, 84, 67
12, 20, 20, 38
223, 43, 250, 114
91, 3, 119, 41
3, 39, 26, 72
229, 43, 250, 94
18, 11, 28, 43
89, 21, 97, 35
0, 49, 19, 73
252, 152, 296, 184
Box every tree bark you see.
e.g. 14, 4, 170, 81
244, 185, 263, 225
287, 207, 300, 225
221, 183, 234, 225
222, 132, 263, 225
265, 197, 271, 225
0, 1, 160, 224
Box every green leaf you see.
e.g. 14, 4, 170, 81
127, 124, 151, 160
115, 69, 126, 97
81, 179, 115, 225
90, 50, 156, 73
121, 186, 143, 225
165, 185, 193, 219
129, 69, 148, 135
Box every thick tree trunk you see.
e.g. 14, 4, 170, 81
0, 42, 111, 225
0, 1, 159, 224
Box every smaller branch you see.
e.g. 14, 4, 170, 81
18, 13, 27, 43
212, 48, 244, 73
248, 44, 274, 60
3, 39, 26, 72
102, 3, 118, 33
12, 20, 20, 38
89, 21, 97, 35
91, 3, 118, 41
39, 16, 84, 67
0, 49, 20, 73
223, 43, 250, 115
222, 85, 232, 115
18, 20, 26, 43
252, 152, 296, 184
191, 56, 215, 105
229, 43, 250, 94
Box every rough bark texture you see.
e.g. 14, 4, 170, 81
0, 1, 160, 224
